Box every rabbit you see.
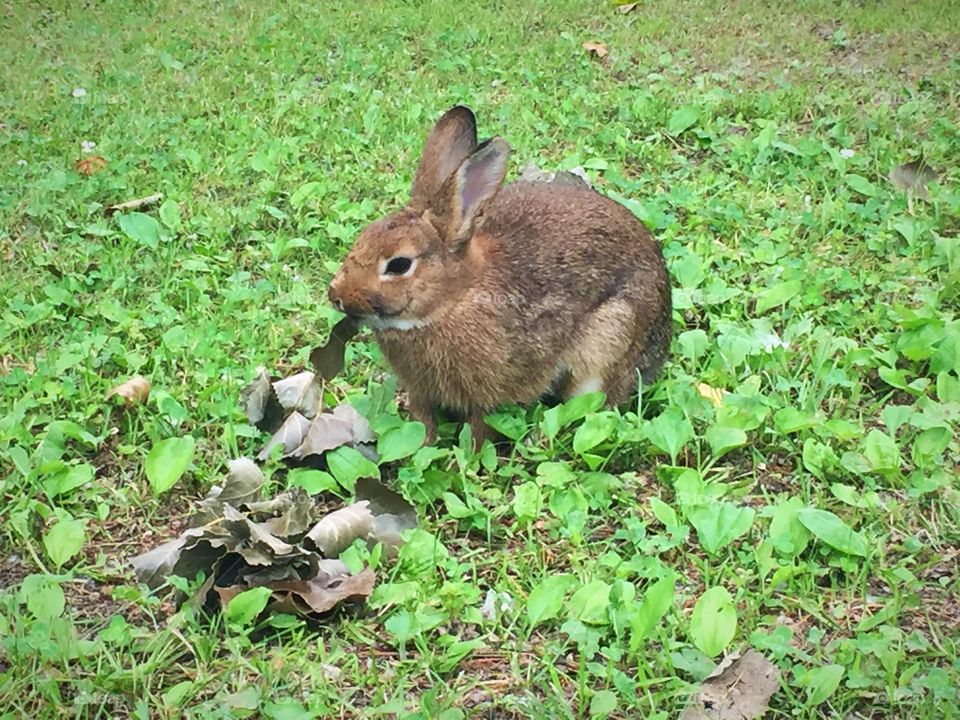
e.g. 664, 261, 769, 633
328, 106, 672, 446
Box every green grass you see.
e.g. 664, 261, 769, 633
2, 0, 960, 717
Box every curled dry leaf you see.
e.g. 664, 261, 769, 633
617, 2, 639, 13
193, 457, 266, 525
247, 488, 314, 537
105, 375, 151, 406
680, 650, 780, 720
356, 477, 418, 554
888, 159, 940, 202
76, 155, 108, 176
582, 41, 609, 59
696, 382, 727, 408
268, 567, 376, 617
240, 368, 285, 432
273, 371, 322, 418
257, 411, 312, 461
257, 403, 375, 461
310, 316, 361, 381
106, 193, 163, 215
305, 501, 375, 556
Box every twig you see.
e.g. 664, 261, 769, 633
105, 193, 163, 215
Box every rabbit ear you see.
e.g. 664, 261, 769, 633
441, 137, 510, 246
410, 106, 478, 212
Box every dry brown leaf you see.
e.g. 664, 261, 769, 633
696, 382, 727, 408
583, 41, 608, 59
105, 375, 151, 406
305, 501, 375, 556
106, 193, 163, 215
680, 650, 780, 720
76, 155, 107, 176
888, 159, 940, 203
273, 371, 322, 417
268, 567, 376, 616
240, 368, 285, 432
256, 410, 312, 461
617, 2, 639, 13
310, 317, 360, 381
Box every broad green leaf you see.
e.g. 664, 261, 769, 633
42, 462, 95, 499
117, 212, 161, 248
687, 503, 755, 555
629, 573, 676, 650
803, 664, 845, 705
755, 280, 801, 314
796, 508, 867, 556
377, 421, 426, 463
224, 586, 273, 627
863, 429, 900, 475
773, 406, 817, 434
649, 497, 678, 527
689, 586, 737, 657
512, 481, 542, 525
527, 574, 574, 628
535, 461, 576, 488
589, 690, 617, 717
158, 199, 181, 231
326, 446, 379, 490
567, 580, 612, 625
20, 575, 65, 622
767, 496, 811, 556
705, 425, 747, 457
43, 517, 86, 568
573, 412, 618, 454
644, 408, 693, 462
287, 469, 339, 495
540, 391, 606, 440
845, 174, 877, 197
802, 438, 838, 480
289, 181, 326, 209
668, 105, 700, 135
145, 436, 195, 495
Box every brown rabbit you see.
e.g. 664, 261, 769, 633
328, 106, 672, 445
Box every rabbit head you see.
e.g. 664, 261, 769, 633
328, 106, 509, 330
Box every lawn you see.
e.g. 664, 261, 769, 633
1, 0, 959, 717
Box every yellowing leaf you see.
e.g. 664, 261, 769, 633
696, 382, 727, 407
106, 375, 152, 406
582, 41, 608, 58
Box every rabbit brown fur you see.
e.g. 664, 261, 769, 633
328, 106, 671, 444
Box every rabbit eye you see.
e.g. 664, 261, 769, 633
384, 256, 414, 276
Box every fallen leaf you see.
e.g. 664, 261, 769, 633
680, 650, 781, 720
310, 317, 360, 381
240, 369, 285, 432
697, 383, 728, 407
106, 193, 163, 215
356, 477, 418, 554
273, 371, 322, 417
582, 41, 608, 59
220, 458, 266, 505
76, 155, 107, 176
888, 159, 940, 202
617, 2, 638, 13
105, 375, 151, 406
288, 412, 354, 459
268, 567, 375, 616
305, 501, 374, 556
257, 411, 312, 461
333, 403, 376, 444
247, 489, 314, 537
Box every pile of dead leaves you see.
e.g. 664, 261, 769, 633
131, 335, 419, 624
131, 458, 416, 621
